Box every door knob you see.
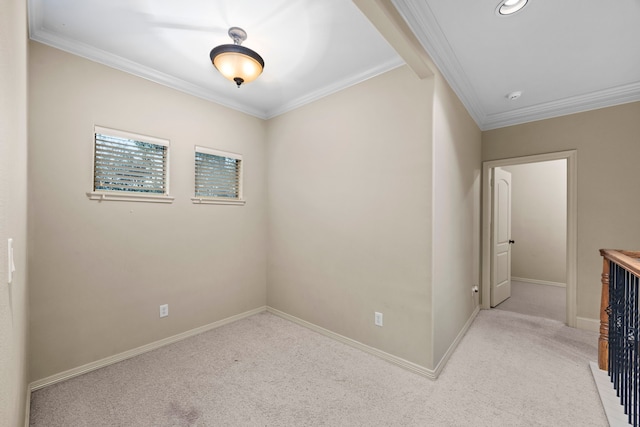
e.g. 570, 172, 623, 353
509, 239, 515, 244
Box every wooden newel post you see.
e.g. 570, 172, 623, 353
598, 252, 610, 370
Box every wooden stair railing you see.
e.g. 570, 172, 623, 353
599, 249, 640, 370
599, 249, 640, 426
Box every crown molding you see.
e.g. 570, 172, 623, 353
390, 0, 640, 131
29, 27, 270, 119
28, 0, 405, 123
391, 0, 486, 128
28, 0, 268, 118
481, 81, 640, 130
29, 26, 404, 123
265, 57, 405, 119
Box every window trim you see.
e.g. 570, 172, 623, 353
87, 126, 174, 203
191, 145, 245, 206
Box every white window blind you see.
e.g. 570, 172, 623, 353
194, 146, 243, 203
93, 127, 169, 195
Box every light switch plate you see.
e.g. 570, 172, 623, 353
374, 311, 383, 327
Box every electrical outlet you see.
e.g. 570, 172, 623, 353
159, 304, 169, 318
374, 312, 383, 327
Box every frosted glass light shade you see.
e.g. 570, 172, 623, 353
210, 44, 264, 87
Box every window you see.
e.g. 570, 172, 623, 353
87, 126, 173, 203
192, 146, 244, 205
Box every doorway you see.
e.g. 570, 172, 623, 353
493, 161, 567, 322
481, 150, 577, 327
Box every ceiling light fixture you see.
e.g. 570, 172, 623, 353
210, 27, 264, 88
496, 0, 528, 15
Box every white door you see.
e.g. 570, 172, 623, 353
491, 167, 513, 307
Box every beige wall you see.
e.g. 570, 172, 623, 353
0, 0, 29, 424
503, 161, 566, 284
483, 101, 640, 320
431, 75, 482, 366
266, 65, 436, 369
28, 42, 267, 381
27, 37, 483, 383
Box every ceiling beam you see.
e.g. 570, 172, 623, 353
353, 0, 435, 79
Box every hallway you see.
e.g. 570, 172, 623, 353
494, 280, 566, 323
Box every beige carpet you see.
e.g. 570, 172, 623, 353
30, 310, 607, 426
494, 280, 566, 323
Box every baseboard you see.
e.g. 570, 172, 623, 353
511, 277, 566, 288
267, 306, 438, 379
431, 305, 480, 378
577, 316, 600, 333
590, 362, 628, 427
28, 306, 267, 392
24, 304, 482, 424
24, 383, 32, 427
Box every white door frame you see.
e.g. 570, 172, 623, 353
481, 150, 577, 327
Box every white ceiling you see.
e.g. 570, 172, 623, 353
28, 0, 403, 120
29, 0, 640, 130
393, 0, 640, 129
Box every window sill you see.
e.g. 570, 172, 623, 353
191, 197, 245, 206
86, 192, 175, 204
